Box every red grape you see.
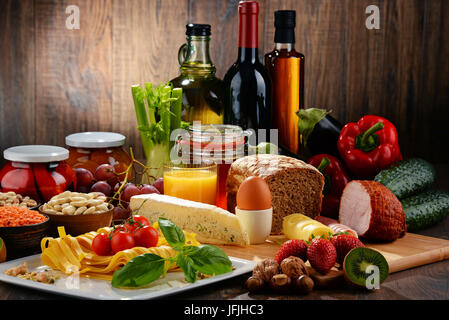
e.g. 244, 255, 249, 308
140, 184, 160, 195
120, 183, 141, 203
152, 178, 164, 194
90, 181, 112, 197
75, 168, 94, 192
112, 206, 131, 221
94, 164, 117, 186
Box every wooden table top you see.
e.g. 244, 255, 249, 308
1, 165, 448, 300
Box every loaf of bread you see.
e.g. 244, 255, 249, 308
226, 154, 324, 234
130, 193, 249, 246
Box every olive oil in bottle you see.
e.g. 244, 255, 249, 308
170, 24, 229, 125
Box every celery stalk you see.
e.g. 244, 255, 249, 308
131, 85, 153, 159
170, 88, 182, 133
131, 82, 184, 182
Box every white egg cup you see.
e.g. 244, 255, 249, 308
235, 207, 273, 245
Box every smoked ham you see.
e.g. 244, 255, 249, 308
339, 180, 406, 242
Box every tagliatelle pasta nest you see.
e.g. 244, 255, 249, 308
40, 223, 201, 281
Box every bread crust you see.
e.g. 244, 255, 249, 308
227, 155, 325, 234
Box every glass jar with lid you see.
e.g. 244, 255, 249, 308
176, 124, 251, 210
65, 132, 132, 179
0, 145, 76, 203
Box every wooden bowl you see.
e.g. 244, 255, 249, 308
39, 204, 114, 237
0, 214, 50, 260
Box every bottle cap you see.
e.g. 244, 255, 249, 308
186, 24, 211, 36
274, 10, 296, 44
274, 10, 296, 29
239, 1, 259, 14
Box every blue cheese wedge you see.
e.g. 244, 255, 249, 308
129, 194, 250, 246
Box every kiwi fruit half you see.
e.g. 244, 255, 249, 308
343, 247, 389, 289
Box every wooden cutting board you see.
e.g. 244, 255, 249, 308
219, 233, 449, 274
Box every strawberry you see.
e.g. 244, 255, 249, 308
274, 239, 308, 264
331, 234, 364, 265
307, 238, 337, 274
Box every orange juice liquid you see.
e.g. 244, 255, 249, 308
163, 170, 217, 205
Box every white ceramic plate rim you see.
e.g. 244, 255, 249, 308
0, 254, 255, 300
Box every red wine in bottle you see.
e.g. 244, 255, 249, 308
224, 1, 271, 135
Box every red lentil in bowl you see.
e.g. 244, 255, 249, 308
0, 206, 47, 227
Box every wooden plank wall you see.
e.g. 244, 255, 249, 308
0, 0, 448, 164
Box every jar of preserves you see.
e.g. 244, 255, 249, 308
176, 124, 250, 210
0, 145, 76, 203
65, 132, 132, 180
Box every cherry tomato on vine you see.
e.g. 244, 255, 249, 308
110, 231, 135, 254
133, 215, 150, 227
110, 225, 128, 236
123, 215, 150, 233
133, 225, 159, 248
92, 233, 112, 256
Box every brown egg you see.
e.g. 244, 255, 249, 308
236, 176, 272, 211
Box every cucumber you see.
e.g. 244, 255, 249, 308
374, 158, 435, 199
402, 190, 449, 232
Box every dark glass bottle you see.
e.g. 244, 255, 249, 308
170, 24, 229, 124
224, 1, 271, 136
265, 10, 305, 156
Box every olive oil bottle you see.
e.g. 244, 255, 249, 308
170, 24, 229, 125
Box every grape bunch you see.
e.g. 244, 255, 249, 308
74, 164, 164, 221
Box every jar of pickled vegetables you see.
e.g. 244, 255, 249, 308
0, 145, 76, 203
177, 124, 250, 210
65, 132, 132, 178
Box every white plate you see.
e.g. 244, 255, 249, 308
0, 254, 255, 300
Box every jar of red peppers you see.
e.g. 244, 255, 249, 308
0, 145, 76, 203
177, 124, 250, 210
65, 132, 132, 179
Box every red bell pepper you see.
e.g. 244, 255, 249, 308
308, 154, 350, 219
337, 115, 402, 179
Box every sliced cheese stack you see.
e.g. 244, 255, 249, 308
129, 194, 250, 246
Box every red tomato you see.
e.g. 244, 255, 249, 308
123, 215, 150, 233
133, 226, 159, 248
133, 215, 150, 227
92, 233, 112, 256
110, 224, 126, 234
110, 231, 135, 254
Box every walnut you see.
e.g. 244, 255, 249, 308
252, 258, 280, 283
280, 256, 308, 278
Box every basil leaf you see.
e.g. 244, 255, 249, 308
177, 254, 197, 283
188, 245, 233, 276
181, 245, 200, 256
158, 217, 185, 250
111, 253, 165, 288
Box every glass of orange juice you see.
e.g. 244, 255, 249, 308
163, 162, 217, 205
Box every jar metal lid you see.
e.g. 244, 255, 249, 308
3, 145, 69, 163
65, 132, 126, 148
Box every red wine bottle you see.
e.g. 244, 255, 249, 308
224, 1, 271, 135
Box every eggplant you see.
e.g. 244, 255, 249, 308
297, 109, 343, 158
